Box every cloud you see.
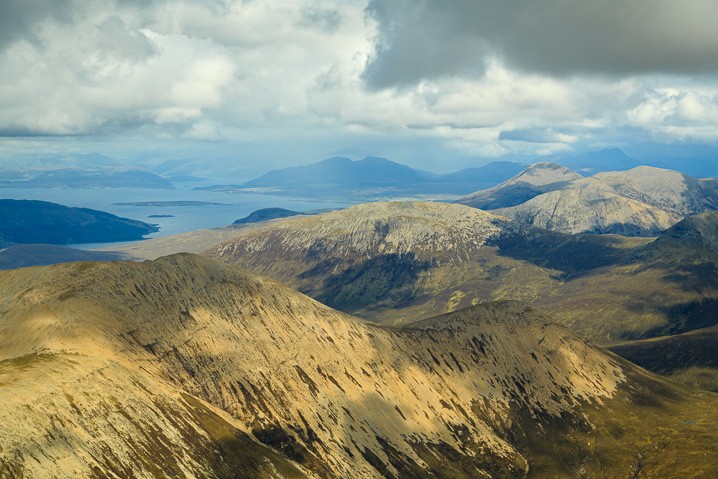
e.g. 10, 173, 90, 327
0, 0, 74, 48
628, 86, 718, 142
499, 128, 578, 144
364, 0, 718, 88
0, 0, 717, 166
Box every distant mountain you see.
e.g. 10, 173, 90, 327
244, 156, 434, 189
642, 156, 718, 178
0, 199, 159, 245
0, 152, 122, 170
458, 162, 583, 209
460, 163, 716, 236
493, 178, 681, 236
0, 169, 173, 189
1, 254, 714, 477
233, 207, 305, 225
592, 166, 718, 215
431, 160, 526, 191
200, 156, 526, 198
556, 148, 642, 174
0, 244, 129, 269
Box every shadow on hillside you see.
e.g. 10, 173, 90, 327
299, 253, 430, 311
489, 231, 638, 276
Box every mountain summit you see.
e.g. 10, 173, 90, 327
458, 162, 582, 209
459, 163, 717, 236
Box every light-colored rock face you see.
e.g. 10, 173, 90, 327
459, 164, 717, 236
0, 254, 627, 478
494, 180, 682, 236
502, 162, 583, 187
212, 201, 513, 265
593, 166, 718, 215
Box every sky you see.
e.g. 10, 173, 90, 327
1, 0, 717, 171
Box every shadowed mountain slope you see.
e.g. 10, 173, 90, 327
609, 326, 718, 392
1, 254, 715, 477
537, 212, 718, 341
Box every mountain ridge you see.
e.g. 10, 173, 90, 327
2, 253, 715, 477
459, 162, 717, 236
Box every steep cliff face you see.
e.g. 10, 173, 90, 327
3, 255, 713, 478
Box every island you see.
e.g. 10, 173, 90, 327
0, 199, 159, 246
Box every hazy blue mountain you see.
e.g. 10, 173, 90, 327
233, 207, 305, 225
0, 152, 121, 170
641, 156, 718, 179
201, 156, 526, 198
0, 169, 173, 189
556, 148, 642, 174
0, 199, 159, 245
434, 161, 526, 191
244, 156, 435, 188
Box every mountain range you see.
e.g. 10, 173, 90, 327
0, 168, 173, 189
459, 163, 718, 236
197, 156, 527, 198
192, 148, 718, 201
1, 254, 715, 477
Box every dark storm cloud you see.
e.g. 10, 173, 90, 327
364, 0, 718, 88
0, 0, 74, 47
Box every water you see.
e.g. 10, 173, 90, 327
0, 182, 353, 248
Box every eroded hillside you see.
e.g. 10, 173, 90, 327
2, 254, 715, 477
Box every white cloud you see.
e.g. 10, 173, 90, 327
0, 0, 716, 165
